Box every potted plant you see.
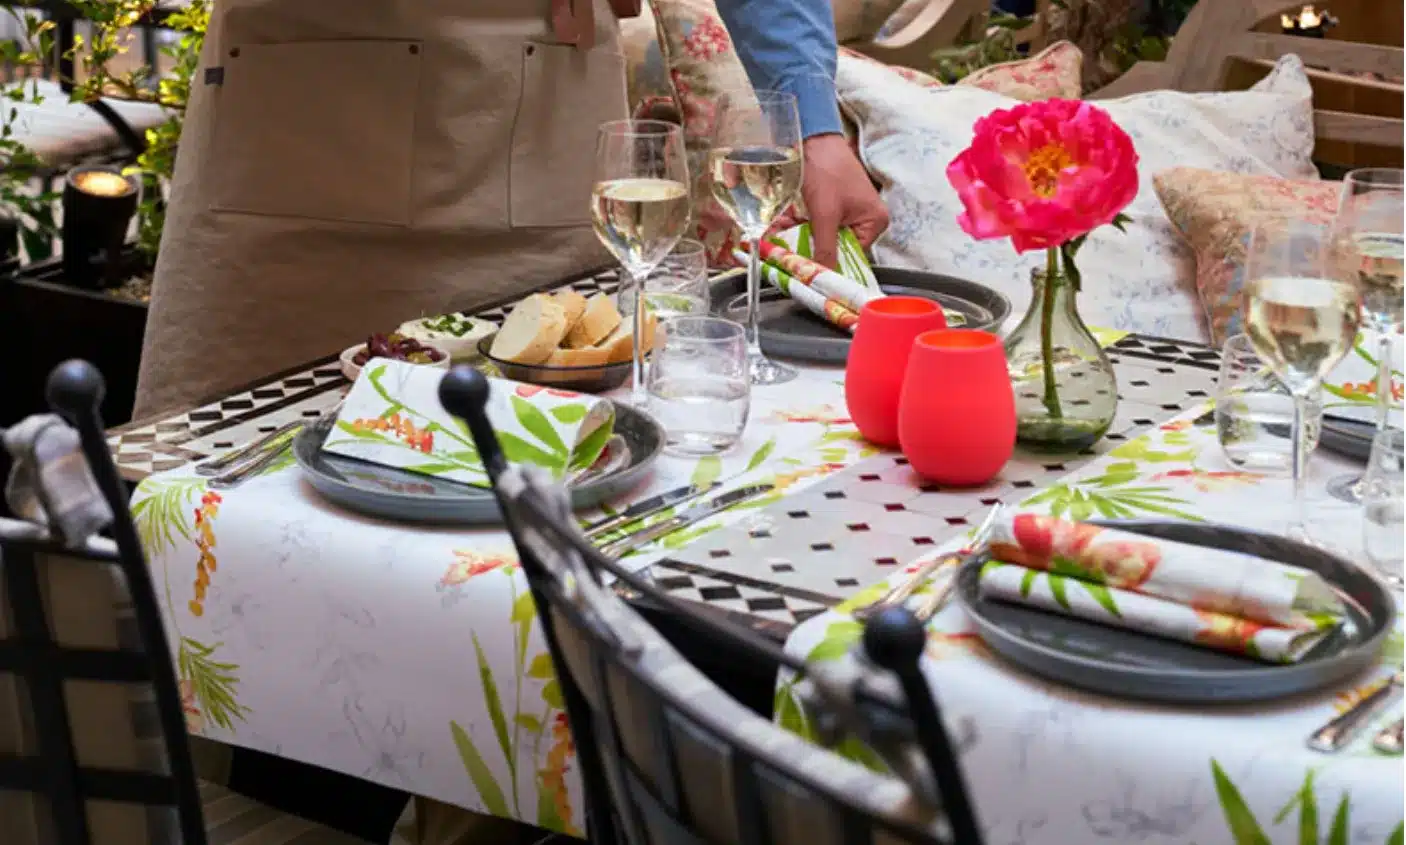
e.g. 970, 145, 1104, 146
0, 0, 208, 427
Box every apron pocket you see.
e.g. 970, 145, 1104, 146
208, 39, 422, 227
510, 42, 627, 229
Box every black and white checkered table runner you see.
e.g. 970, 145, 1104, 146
107, 265, 1220, 635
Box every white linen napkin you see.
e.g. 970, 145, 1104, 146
321, 359, 614, 487
977, 513, 1345, 663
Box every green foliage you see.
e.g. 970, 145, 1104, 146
0, 1, 208, 259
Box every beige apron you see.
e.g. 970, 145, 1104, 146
133, 0, 628, 417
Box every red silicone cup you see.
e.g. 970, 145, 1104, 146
845, 297, 947, 447
898, 329, 1016, 486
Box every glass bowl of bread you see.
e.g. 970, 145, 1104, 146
480, 290, 658, 393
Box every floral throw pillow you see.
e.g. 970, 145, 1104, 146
1155, 168, 1341, 345
962, 41, 1084, 100
838, 52, 1318, 342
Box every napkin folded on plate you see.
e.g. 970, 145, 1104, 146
321, 358, 615, 487
1322, 330, 1403, 427
977, 513, 1345, 663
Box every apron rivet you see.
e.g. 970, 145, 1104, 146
408, 44, 419, 54
228, 47, 240, 58
525, 44, 535, 56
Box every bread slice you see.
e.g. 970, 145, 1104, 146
489, 294, 568, 365
563, 294, 622, 349
553, 290, 588, 330
545, 345, 611, 368
600, 312, 658, 364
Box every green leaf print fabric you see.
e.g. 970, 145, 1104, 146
322, 360, 614, 487
977, 513, 1345, 663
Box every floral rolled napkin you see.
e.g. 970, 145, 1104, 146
756, 237, 885, 315
740, 253, 861, 333
977, 514, 1345, 663
769, 223, 880, 289
321, 359, 615, 487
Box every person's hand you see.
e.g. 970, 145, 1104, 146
801, 133, 888, 269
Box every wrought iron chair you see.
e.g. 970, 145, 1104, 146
438, 367, 985, 845
0, 360, 369, 844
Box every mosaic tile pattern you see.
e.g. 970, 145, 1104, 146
646, 342, 1221, 631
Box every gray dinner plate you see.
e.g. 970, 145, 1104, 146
293, 401, 663, 524
955, 519, 1394, 704
1318, 415, 1377, 463
712, 265, 1012, 364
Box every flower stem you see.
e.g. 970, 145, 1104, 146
1041, 247, 1063, 420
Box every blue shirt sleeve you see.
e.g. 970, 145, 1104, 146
713, 0, 844, 139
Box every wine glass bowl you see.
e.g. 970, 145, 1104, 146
1243, 218, 1362, 539
592, 119, 691, 405
1322, 168, 1403, 504
710, 89, 803, 386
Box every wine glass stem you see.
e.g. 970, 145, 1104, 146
1290, 392, 1309, 532
629, 268, 647, 406
1374, 332, 1392, 432
745, 235, 764, 358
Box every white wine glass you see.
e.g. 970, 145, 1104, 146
1325, 168, 1404, 504
592, 120, 691, 406
710, 89, 802, 386
1243, 219, 1362, 540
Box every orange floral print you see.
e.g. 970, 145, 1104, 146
540, 713, 582, 837
1335, 675, 1394, 714
179, 679, 202, 732
769, 406, 852, 425
349, 413, 434, 453
1151, 469, 1262, 493
439, 550, 515, 588
772, 462, 847, 492
1160, 419, 1194, 432
189, 491, 223, 617
993, 514, 1161, 589
925, 632, 987, 660
1193, 608, 1267, 655
1339, 378, 1404, 403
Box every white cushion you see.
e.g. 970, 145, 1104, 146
838, 54, 1319, 342
4, 79, 169, 166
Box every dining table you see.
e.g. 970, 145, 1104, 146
107, 264, 1404, 844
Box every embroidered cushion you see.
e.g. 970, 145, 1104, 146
1155, 168, 1341, 345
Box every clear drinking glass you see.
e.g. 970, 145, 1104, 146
1242, 219, 1362, 539
591, 120, 691, 406
1324, 168, 1404, 503
710, 89, 803, 386
646, 316, 750, 455
1362, 428, 1404, 587
641, 238, 710, 321
1216, 333, 1322, 473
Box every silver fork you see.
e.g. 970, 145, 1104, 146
209, 432, 300, 489
854, 504, 1002, 619
196, 419, 304, 476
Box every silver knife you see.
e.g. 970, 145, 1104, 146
1373, 718, 1404, 754
582, 482, 720, 540
598, 483, 772, 557
1307, 672, 1403, 753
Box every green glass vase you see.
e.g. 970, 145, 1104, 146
1003, 266, 1118, 452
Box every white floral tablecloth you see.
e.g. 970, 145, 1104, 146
780, 408, 1405, 845
131, 364, 880, 835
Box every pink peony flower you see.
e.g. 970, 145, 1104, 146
946, 99, 1139, 252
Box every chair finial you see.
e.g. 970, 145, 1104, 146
46, 359, 105, 417
438, 365, 491, 420
862, 606, 927, 671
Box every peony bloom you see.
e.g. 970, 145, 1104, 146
946, 99, 1139, 253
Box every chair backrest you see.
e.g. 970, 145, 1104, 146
1089, 0, 1403, 166
0, 361, 206, 845
439, 368, 984, 845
